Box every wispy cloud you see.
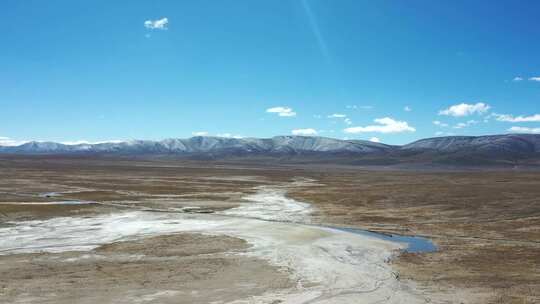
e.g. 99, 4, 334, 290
60, 139, 124, 146
266, 106, 296, 117
452, 120, 478, 129
369, 137, 380, 143
492, 113, 540, 122
192, 132, 243, 138
435, 131, 455, 136
292, 128, 318, 136
513, 76, 524, 82
508, 126, 540, 134
301, 0, 329, 61
328, 113, 346, 118
344, 117, 415, 134
404, 106, 412, 112
439, 102, 490, 117
0, 136, 27, 146
0, 137, 125, 146
144, 17, 169, 30
328, 113, 352, 125
433, 120, 449, 127
217, 133, 244, 139
61, 140, 124, 145
346, 105, 373, 110
529, 77, 540, 82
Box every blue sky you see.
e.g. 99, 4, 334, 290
1, 0, 540, 145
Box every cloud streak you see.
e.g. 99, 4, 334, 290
301, 0, 330, 61
144, 17, 169, 30
344, 117, 415, 134
292, 128, 318, 136
508, 126, 540, 134
266, 106, 296, 117
433, 120, 449, 127
452, 120, 478, 129
0, 136, 27, 146
328, 113, 346, 118
217, 133, 243, 139
60, 140, 123, 145
493, 113, 540, 122
439, 102, 490, 117
347, 105, 373, 110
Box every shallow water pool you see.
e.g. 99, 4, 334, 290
337, 227, 437, 253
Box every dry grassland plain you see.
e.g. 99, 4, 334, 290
0, 155, 539, 303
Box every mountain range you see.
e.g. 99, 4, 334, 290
1, 134, 539, 167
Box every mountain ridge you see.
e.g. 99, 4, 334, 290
1, 134, 539, 166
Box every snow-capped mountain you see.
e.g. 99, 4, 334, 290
0, 136, 393, 155
1, 134, 539, 166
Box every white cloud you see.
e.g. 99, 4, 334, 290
217, 133, 243, 139
435, 131, 455, 136
347, 105, 373, 110
328, 113, 352, 125
343, 117, 416, 134
61, 140, 124, 145
328, 113, 346, 118
144, 17, 168, 30
266, 106, 296, 117
433, 120, 449, 127
529, 77, 540, 82
0, 136, 27, 146
404, 106, 412, 112
493, 113, 540, 123
0, 137, 126, 146
508, 126, 540, 134
369, 137, 380, 143
452, 120, 478, 129
439, 102, 490, 117
292, 128, 318, 136
513, 76, 523, 82
192, 131, 209, 136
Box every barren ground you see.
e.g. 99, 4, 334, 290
0, 233, 291, 304
1, 155, 539, 303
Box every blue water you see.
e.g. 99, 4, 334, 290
336, 227, 437, 253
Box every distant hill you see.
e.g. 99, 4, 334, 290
398, 134, 540, 166
1, 134, 539, 167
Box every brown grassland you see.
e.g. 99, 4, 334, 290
0, 155, 539, 303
